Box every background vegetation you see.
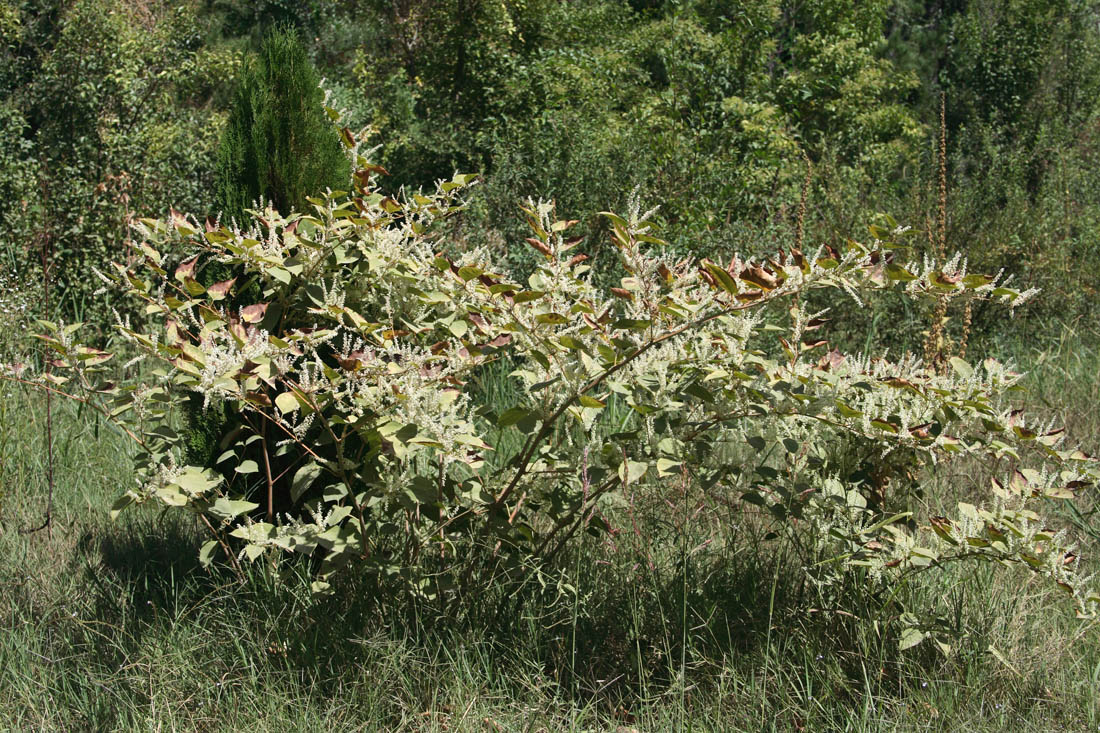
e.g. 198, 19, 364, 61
2, 0, 1100, 729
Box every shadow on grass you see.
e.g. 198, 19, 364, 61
58, 511, 907, 721
77, 512, 209, 615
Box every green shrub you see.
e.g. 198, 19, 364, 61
18, 119, 1100, 653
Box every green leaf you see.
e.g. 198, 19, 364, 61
275, 392, 300, 414
656, 458, 681, 476
618, 460, 648, 484
741, 491, 766, 507
885, 263, 917, 281
949, 357, 973, 379
182, 278, 206, 296
899, 626, 927, 651
599, 211, 629, 229
198, 540, 219, 568
498, 407, 532, 427
457, 266, 481, 282
291, 462, 323, 502
962, 274, 993, 288
209, 498, 260, 522
703, 262, 738, 294
535, 312, 568, 325
683, 383, 714, 403
558, 335, 587, 351
109, 493, 134, 521
155, 485, 190, 506
235, 460, 260, 474
176, 468, 221, 496
578, 395, 605, 409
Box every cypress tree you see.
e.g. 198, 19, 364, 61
215, 26, 350, 222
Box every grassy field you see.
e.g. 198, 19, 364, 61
1, 331, 1099, 731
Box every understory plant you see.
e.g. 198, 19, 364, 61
7, 122, 1099, 653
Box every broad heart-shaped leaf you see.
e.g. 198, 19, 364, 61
656, 458, 681, 476
898, 626, 928, 651
155, 484, 190, 506
291, 461, 324, 503
618, 460, 648, 485
209, 498, 260, 522
448, 319, 468, 338
275, 391, 300, 414
175, 467, 221, 496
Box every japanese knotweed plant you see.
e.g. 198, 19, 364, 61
9, 141, 1099, 649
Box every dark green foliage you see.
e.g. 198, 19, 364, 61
0, 0, 233, 329
182, 393, 229, 468
4, 0, 1100, 343
214, 26, 349, 222
319, 0, 1100, 349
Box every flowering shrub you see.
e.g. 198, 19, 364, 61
9, 127, 1099, 650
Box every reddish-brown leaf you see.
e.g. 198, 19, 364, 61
208, 278, 236, 299
610, 288, 634, 301
240, 303, 268, 324
174, 256, 199, 282
525, 238, 552, 257
740, 265, 777, 290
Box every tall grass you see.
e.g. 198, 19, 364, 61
1, 332, 1098, 730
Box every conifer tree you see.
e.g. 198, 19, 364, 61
215, 26, 349, 222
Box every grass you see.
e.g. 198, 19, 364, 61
1, 332, 1099, 731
